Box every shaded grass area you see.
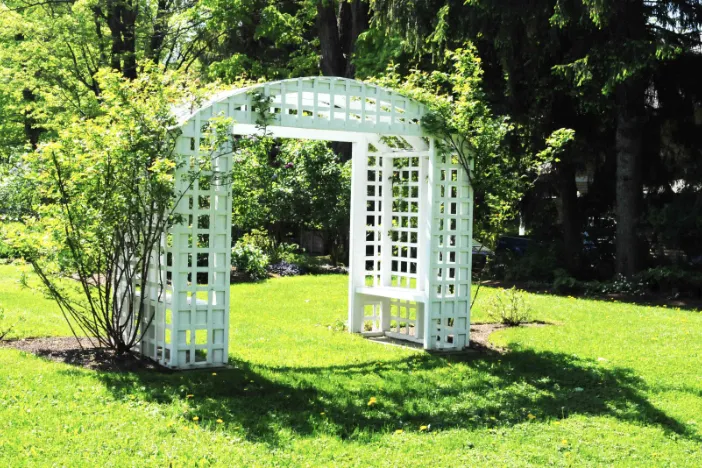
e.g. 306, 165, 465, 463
1, 264, 701, 466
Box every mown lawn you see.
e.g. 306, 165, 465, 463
1, 263, 701, 466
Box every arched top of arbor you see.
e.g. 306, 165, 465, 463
174, 76, 429, 141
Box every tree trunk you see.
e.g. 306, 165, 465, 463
147, 0, 169, 63
317, 0, 369, 162
316, 1, 345, 76
615, 83, 644, 277
316, 0, 369, 79
558, 157, 581, 274
22, 89, 42, 150
106, 0, 138, 79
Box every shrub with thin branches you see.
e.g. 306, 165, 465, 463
484, 287, 532, 326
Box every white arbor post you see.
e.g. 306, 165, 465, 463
348, 137, 369, 333
138, 110, 232, 369
422, 145, 473, 349
349, 136, 473, 350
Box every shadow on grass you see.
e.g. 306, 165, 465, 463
63, 345, 700, 447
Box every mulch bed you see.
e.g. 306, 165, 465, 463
0, 322, 550, 372
0, 337, 167, 372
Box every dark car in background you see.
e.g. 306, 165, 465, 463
496, 236, 533, 256
472, 239, 494, 272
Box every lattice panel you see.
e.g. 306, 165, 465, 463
174, 77, 427, 137
426, 152, 472, 349
363, 151, 384, 287
390, 155, 421, 288
138, 241, 171, 364
362, 301, 383, 333
136, 108, 232, 369
388, 299, 419, 339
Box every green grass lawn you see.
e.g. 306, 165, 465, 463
1, 263, 701, 466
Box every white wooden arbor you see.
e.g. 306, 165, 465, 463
136, 77, 474, 369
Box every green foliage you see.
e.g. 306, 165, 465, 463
230, 138, 350, 255
11, 64, 222, 353
493, 246, 561, 282
201, 0, 319, 81
231, 239, 269, 281
238, 229, 277, 256
537, 129, 576, 163
0, 222, 25, 261
236, 228, 303, 265
272, 242, 302, 264
552, 269, 581, 295
374, 46, 556, 245
554, 267, 702, 298
274, 139, 351, 240
354, 27, 406, 79
484, 287, 533, 326
647, 193, 702, 259
634, 266, 701, 293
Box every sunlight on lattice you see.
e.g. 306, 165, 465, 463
123, 77, 473, 368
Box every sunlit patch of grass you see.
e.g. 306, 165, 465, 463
1, 264, 701, 466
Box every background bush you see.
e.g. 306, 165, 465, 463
0, 222, 25, 261
231, 240, 269, 281
484, 287, 533, 326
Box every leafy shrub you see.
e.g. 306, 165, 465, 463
273, 242, 302, 264
238, 229, 276, 257
552, 269, 583, 294
484, 287, 533, 326
231, 241, 269, 280
237, 229, 303, 263
0, 222, 25, 261
634, 266, 702, 294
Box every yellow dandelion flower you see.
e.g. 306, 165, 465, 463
395, 429, 404, 434
527, 413, 536, 420
216, 419, 223, 424
561, 439, 568, 445
192, 416, 199, 422
419, 425, 428, 431
212, 372, 217, 376
367, 397, 377, 406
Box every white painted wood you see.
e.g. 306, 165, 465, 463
348, 138, 369, 333
127, 77, 473, 369
231, 124, 364, 143
356, 287, 426, 303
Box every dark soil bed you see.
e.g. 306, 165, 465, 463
0, 337, 168, 372
1, 322, 550, 372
